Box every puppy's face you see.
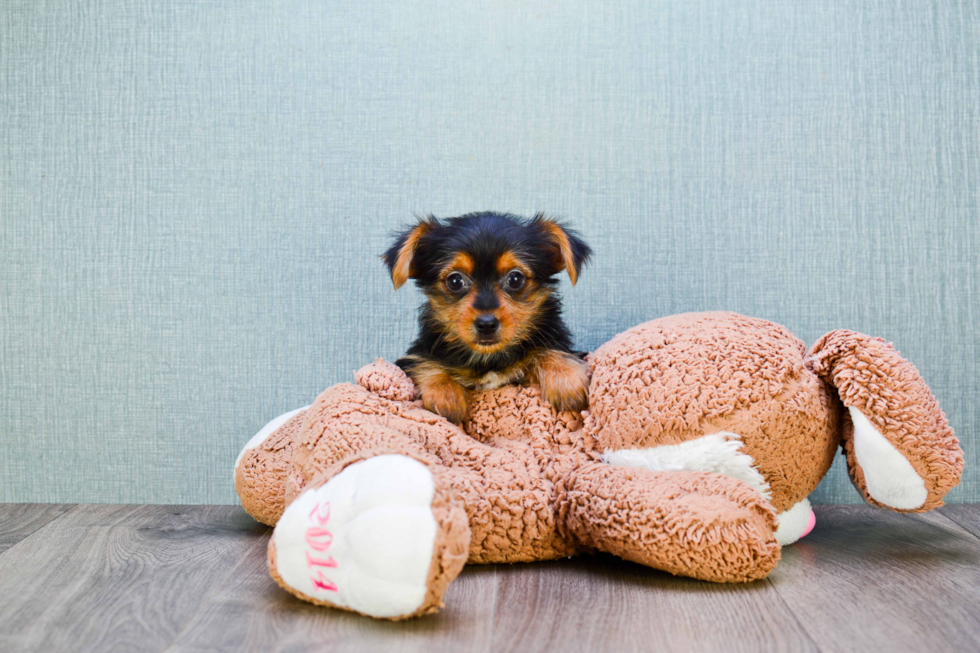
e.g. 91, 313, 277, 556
427, 246, 539, 356
384, 213, 590, 357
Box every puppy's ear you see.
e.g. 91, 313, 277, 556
382, 217, 438, 289
533, 215, 592, 285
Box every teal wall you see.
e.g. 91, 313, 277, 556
1, 1, 977, 504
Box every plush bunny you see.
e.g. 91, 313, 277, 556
235, 312, 962, 620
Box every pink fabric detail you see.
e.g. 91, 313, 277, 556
309, 502, 331, 526
800, 509, 816, 539
306, 527, 333, 551
307, 551, 338, 568
311, 571, 339, 592
304, 500, 339, 591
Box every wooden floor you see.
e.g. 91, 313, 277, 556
1, 505, 979, 653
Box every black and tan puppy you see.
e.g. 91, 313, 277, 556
383, 212, 592, 424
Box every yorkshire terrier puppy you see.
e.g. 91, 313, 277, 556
383, 211, 592, 424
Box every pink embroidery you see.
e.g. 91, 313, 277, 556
311, 571, 339, 592
308, 502, 331, 526
306, 527, 333, 551
307, 551, 338, 568
305, 501, 338, 592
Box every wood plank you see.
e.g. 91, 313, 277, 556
166, 541, 497, 653
0, 505, 268, 653
2, 504, 979, 653
907, 507, 980, 542
937, 505, 980, 541
0, 504, 74, 554
768, 505, 980, 653
490, 554, 817, 653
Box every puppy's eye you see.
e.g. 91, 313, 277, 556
505, 270, 526, 291
445, 273, 468, 293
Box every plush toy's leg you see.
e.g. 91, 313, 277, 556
774, 497, 816, 545
601, 434, 816, 546
235, 406, 310, 526
807, 331, 964, 511
268, 450, 470, 620
561, 462, 780, 582
290, 380, 582, 563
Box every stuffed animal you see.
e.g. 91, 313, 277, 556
235, 311, 963, 620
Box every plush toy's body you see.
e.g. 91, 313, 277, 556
235, 312, 963, 620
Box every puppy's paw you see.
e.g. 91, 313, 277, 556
535, 350, 589, 413
418, 373, 471, 424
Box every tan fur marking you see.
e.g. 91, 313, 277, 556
410, 359, 472, 424
496, 251, 530, 277
490, 288, 543, 352
392, 221, 433, 290
428, 282, 549, 360
541, 221, 579, 285
427, 292, 477, 349
441, 252, 475, 278
530, 350, 589, 413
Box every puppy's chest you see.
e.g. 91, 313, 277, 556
455, 364, 528, 391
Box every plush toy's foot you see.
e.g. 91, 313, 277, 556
267, 453, 470, 620
846, 406, 931, 510
774, 497, 816, 545
807, 331, 963, 512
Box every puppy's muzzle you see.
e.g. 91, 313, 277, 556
474, 314, 500, 338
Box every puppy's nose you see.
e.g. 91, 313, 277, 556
474, 315, 499, 335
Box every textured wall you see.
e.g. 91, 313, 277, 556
1, 1, 977, 505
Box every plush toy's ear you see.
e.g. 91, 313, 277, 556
382, 218, 438, 290
533, 214, 592, 285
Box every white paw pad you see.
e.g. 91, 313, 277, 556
849, 407, 928, 510
272, 454, 438, 618
775, 497, 816, 545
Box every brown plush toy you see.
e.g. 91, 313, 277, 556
235, 312, 963, 620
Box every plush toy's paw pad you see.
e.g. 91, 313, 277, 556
354, 359, 418, 401
269, 454, 465, 619
807, 330, 963, 511
775, 498, 816, 545
848, 407, 928, 510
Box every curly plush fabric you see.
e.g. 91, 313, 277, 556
236, 409, 307, 526
807, 330, 963, 511
585, 313, 839, 513
235, 311, 963, 618
562, 462, 780, 582
289, 379, 586, 562
354, 358, 418, 401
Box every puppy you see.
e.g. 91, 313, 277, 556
383, 211, 592, 424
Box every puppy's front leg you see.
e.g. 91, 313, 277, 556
531, 350, 589, 413
403, 359, 471, 424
